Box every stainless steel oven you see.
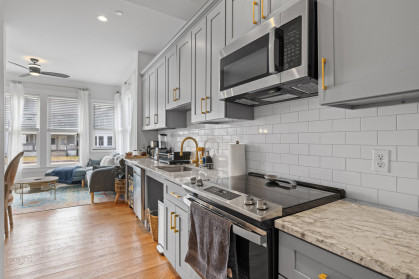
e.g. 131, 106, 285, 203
184, 195, 271, 279
220, 0, 317, 106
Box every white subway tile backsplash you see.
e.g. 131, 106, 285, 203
333, 145, 361, 158
397, 146, 419, 162
346, 132, 377, 145
378, 130, 418, 146
320, 107, 346, 120
333, 118, 361, 132
397, 178, 419, 195
378, 190, 418, 212
378, 103, 418, 116
163, 97, 419, 212
397, 114, 419, 130
361, 173, 397, 191
321, 157, 346, 170
361, 116, 396, 131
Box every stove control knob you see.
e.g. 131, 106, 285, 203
256, 199, 268, 210
196, 179, 203, 187
244, 195, 254, 205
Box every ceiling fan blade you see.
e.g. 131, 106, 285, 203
19, 73, 31, 77
41, 71, 70, 78
8, 61, 28, 70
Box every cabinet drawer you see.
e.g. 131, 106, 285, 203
164, 180, 188, 210
278, 231, 388, 279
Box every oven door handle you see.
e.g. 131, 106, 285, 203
183, 197, 267, 247
268, 27, 278, 74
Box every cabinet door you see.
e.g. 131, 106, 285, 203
142, 74, 150, 129
205, 1, 227, 121
226, 0, 260, 44
191, 18, 207, 123
155, 58, 166, 129
175, 206, 191, 279
166, 46, 178, 110
177, 32, 193, 107
164, 200, 176, 268
148, 70, 156, 129
270, 0, 299, 16
319, 0, 419, 107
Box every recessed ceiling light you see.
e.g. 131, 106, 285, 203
115, 11, 123, 16
97, 15, 108, 22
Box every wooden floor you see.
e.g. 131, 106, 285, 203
4, 202, 180, 279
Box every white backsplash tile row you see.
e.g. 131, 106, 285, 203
161, 97, 419, 212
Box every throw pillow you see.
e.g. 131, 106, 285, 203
100, 156, 115, 166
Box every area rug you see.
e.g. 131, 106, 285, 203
11, 184, 120, 215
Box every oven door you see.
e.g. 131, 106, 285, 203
220, 27, 279, 93
184, 196, 270, 279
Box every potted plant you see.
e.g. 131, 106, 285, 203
112, 158, 126, 204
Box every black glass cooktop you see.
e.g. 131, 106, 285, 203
204, 186, 241, 200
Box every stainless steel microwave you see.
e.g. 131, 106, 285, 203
219, 0, 317, 106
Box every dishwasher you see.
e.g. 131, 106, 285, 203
133, 166, 144, 221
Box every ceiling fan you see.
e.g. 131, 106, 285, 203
8, 58, 70, 78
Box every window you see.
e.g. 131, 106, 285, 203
47, 97, 80, 165
4, 95, 40, 166
93, 103, 115, 150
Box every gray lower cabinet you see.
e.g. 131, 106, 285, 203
278, 231, 388, 279
318, 0, 419, 108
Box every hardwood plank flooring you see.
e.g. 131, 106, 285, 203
4, 202, 180, 279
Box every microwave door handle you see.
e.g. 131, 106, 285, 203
268, 28, 277, 74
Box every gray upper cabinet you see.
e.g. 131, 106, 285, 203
166, 46, 178, 110
142, 73, 150, 129
226, 0, 260, 44
175, 32, 193, 109
318, 0, 419, 108
148, 70, 157, 128
154, 58, 166, 129
191, 18, 208, 123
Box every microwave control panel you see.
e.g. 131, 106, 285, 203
278, 16, 302, 71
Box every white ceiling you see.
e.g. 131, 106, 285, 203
4, 0, 206, 86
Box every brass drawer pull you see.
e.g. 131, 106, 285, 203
174, 214, 179, 233
201, 98, 205, 114
170, 192, 181, 198
252, 1, 258, 25
322, 58, 327, 90
170, 212, 175, 230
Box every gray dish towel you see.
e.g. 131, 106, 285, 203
185, 202, 233, 279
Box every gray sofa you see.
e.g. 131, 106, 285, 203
86, 154, 124, 203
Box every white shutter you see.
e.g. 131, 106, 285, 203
93, 103, 115, 130
47, 97, 79, 130
22, 96, 40, 130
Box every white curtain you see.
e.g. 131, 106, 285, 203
78, 89, 90, 167
8, 82, 24, 175
116, 82, 133, 154
129, 79, 138, 151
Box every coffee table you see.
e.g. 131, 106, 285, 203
14, 176, 59, 205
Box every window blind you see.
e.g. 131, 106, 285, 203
93, 103, 115, 130
22, 96, 40, 130
47, 97, 79, 130
4, 95, 39, 130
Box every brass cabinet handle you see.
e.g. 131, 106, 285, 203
145, 116, 150, 126
170, 212, 175, 230
205, 96, 210, 113
321, 58, 327, 90
154, 114, 158, 124
318, 274, 328, 279
174, 214, 179, 233
252, 1, 258, 25
261, 0, 266, 19
201, 98, 205, 114
175, 87, 179, 101
170, 192, 181, 198
173, 88, 176, 102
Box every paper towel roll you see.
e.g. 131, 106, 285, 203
228, 142, 246, 176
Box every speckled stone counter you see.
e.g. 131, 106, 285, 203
275, 200, 419, 279
125, 158, 229, 184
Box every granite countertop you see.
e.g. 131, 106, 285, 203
125, 158, 229, 184
275, 200, 419, 279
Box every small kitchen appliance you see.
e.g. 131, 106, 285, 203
182, 172, 345, 279
158, 133, 168, 150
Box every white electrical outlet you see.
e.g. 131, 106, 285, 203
372, 149, 390, 173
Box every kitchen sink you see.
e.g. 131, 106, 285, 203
156, 166, 194, 173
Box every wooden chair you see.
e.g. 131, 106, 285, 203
4, 151, 24, 237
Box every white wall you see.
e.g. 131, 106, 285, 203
5, 73, 119, 177
0, 0, 5, 275
162, 97, 419, 213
